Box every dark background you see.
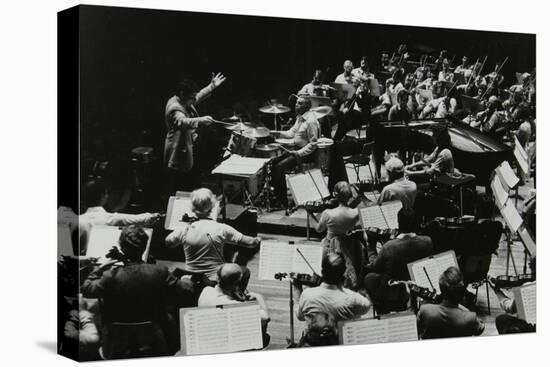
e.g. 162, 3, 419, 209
76, 5, 535, 204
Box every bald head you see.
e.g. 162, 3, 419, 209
217, 263, 243, 291
343, 60, 353, 73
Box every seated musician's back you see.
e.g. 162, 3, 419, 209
379, 157, 417, 211
296, 253, 371, 324
165, 188, 260, 280
417, 267, 485, 339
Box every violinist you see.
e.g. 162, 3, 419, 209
488, 257, 536, 334
453, 56, 471, 76
434, 50, 449, 73
456, 70, 478, 97
470, 96, 506, 139
352, 56, 374, 81
165, 188, 261, 282
199, 263, 271, 346
298, 69, 332, 96
334, 60, 356, 84
315, 182, 363, 290
417, 267, 485, 339
81, 225, 195, 358
484, 61, 506, 97
295, 252, 371, 345
419, 81, 457, 119
364, 209, 433, 314
438, 58, 454, 83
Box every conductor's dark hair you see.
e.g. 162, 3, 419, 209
439, 266, 465, 304
84, 177, 107, 207
119, 225, 149, 261
321, 252, 346, 285
397, 208, 419, 233
176, 79, 199, 98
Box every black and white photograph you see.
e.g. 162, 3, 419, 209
3, 0, 546, 366
55, 2, 539, 361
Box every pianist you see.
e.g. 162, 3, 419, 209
405, 128, 455, 182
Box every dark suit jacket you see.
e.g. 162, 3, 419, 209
163, 84, 214, 172
372, 234, 433, 281
81, 262, 192, 323
417, 301, 485, 339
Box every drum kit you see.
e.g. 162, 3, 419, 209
219, 103, 334, 209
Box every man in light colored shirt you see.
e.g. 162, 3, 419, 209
78, 178, 160, 255
334, 60, 356, 84
165, 188, 260, 280
270, 97, 320, 206
379, 157, 417, 211
298, 69, 332, 96
295, 252, 371, 345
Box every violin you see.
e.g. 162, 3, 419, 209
274, 272, 322, 287
490, 274, 535, 289
389, 280, 441, 304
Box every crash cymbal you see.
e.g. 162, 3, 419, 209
259, 104, 291, 114
302, 105, 333, 120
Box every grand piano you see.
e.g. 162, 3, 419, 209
372, 117, 513, 185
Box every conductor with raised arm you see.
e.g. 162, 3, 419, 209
163, 73, 226, 192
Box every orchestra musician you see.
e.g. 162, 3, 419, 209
405, 127, 455, 182
454, 56, 471, 76
198, 263, 271, 347
438, 59, 454, 83
295, 252, 371, 346
352, 56, 374, 81
78, 177, 162, 255
163, 73, 226, 192
419, 81, 457, 119
81, 225, 195, 359
298, 69, 332, 96
456, 70, 478, 97
316, 182, 363, 290
388, 89, 414, 122
270, 97, 320, 206
334, 60, 356, 84
364, 209, 433, 314
484, 62, 506, 97
417, 267, 485, 339
378, 157, 417, 211
165, 188, 261, 283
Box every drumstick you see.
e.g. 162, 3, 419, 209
273, 143, 292, 153
212, 119, 235, 126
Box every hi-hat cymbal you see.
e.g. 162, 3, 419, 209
259, 104, 291, 114
225, 122, 253, 132
302, 105, 333, 120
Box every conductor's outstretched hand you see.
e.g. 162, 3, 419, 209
211, 72, 227, 88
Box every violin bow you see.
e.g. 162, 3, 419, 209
295, 248, 319, 276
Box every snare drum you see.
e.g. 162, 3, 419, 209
316, 138, 333, 175
227, 132, 257, 156
253, 143, 282, 159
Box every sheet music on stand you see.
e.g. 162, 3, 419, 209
358, 200, 402, 230
407, 250, 458, 293
288, 169, 330, 206
86, 225, 153, 263
338, 312, 418, 345
212, 155, 270, 176
257, 240, 323, 280
490, 174, 509, 209
179, 302, 263, 355
500, 201, 523, 233
58, 223, 74, 257
495, 161, 520, 191
514, 136, 529, 162
514, 145, 529, 178
513, 282, 536, 325
518, 226, 536, 256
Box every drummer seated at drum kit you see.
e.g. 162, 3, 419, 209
270, 97, 320, 207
